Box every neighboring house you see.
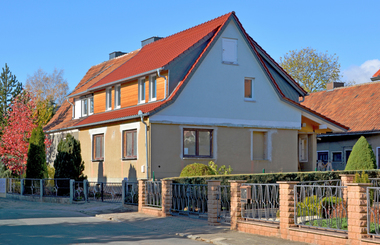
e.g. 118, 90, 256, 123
302, 72, 380, 170
44, 12, 347, 182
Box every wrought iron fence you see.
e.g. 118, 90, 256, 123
124, 181, 138, 205
300, 179, 341, 187
145, 181, 161, 207
88, 182, 122, 202
171, 183, 208, 218
294, 184, 347, 232
370, 178, 380, 188
7, 178, 21, 194
23, 179, 41, 196
241, 183, 279, 223
43, 178, 70, 197
217, 185, 230, 223
73, 181, 85, 201
367, 187, 380, 237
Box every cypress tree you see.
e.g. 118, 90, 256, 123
26, 126, 47, 179
54, 134, 86, 180
345, 136, 376, 170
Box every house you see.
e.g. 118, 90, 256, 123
44, 12, 347, 182
301, 71, 380, 170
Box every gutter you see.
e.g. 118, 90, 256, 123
319, 130, 380, 137
138, 110, 149, 179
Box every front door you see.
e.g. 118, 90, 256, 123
317, 152, 328, 163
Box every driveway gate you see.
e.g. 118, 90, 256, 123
217, 185, 231, 223
87, 182, 123, 203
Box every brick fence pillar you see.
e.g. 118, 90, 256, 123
207, 180, 221, 226
161, 179, 172, 217
340, 174, 355, 201
277, 181, 299, 240
229, 180, 246, 230
347, 183, 371, 245
138, 179, 147, 212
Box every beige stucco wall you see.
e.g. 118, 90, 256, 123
79, 120, 149, 182
150, 123, 298, 180
47, 130, 79, 166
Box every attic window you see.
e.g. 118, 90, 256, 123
106, 87, 112, 110
222, 38, 237, 65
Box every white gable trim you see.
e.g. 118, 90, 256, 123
150, 115, 300, 129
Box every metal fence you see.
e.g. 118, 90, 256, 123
43, 178, 70, 197
367, 187, 380, 237
73, 181, 85, 202
145, 181, 161, 207
300, 179, 341, 187
294, 184, 347, 232
124, 181, 138, 205
370, 178, 380, 188
7, 178, 21, 194
171, 183, 208, 218
217, 185, 230, 223
241, 183, 279, 223
88, 182, 122, 203
23, 179, 42, 196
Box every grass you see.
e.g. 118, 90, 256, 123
305, 218, 348, 230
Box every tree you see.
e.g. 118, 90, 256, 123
0, 92, 37, 176
279, 47, 341, 93
345, 136, 376, 170
54, 134, 86, 180
0, 63, 23, 129
25, 126, 47, 179
25, 68, 69, 106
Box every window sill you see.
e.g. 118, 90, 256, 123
92, 159, 104, 162
122, 158, 137, 161
222, 61, 238, 66
182, 157, 215, 160
138, 101, 146, 105
244, 98, 256, 102
150, 98, 157, 102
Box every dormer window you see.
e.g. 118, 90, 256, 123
82, 98, 88, 116
106, 87, 112, 110
150, 75, 157, 101
138, 78, 146, 104
115, 85, 121, 109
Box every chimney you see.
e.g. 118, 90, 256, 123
109, 51, 126, 60
326, 82, 344, 90
141, 36, 163, 47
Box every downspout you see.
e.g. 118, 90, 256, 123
157, 68, 167, 99
138, 110, 149, 179
67, 97, 75, 118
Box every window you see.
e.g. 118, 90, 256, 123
299, 135, 308, 162
222, 38, 237, 64
115, 85, 121, 109
332, 152, 342, 162
150, 75, 157, 101
89, 97, 94, 114
244, 78, 254, 100
122, 130, 137, 159
138, 78, 145, 103
82, 98, 88, 116
106, 87, 112, 110
93, 134, 104, 161
252, 131, 267, 160
183, 129, 213, 158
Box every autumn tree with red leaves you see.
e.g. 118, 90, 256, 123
0, 92, 38, 176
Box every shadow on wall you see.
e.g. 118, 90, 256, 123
128, 164, 137, 182
97, 161, 107, 183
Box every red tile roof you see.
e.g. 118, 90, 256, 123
373, 68, 380, 78
301, 82, 380, 132
89, 12, 233, 90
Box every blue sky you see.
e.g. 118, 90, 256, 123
1, 0, 379, 92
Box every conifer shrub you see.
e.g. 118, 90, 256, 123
345, 136, 376, 171
54, 134, 86, 180
180, 163, 215, 177
26, 125, 47, 179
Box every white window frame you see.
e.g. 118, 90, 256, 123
299, 134, 308, 162
331, 151, 343, 162
244, 77, 255, 101
115, 84, 121, 109
106, 87, 112, 110
89, 127, 107, 162
138, 78, 146, 104
249, 129, 275, 161
81, 98, 88, 117
120, 122, 140, 161
222, 38, 238, 65
149, 75, 157, 101
89, 96, 94, 115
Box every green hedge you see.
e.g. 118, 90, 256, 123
164, 170, 380, 185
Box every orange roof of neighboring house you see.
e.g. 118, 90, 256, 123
373, 68, 380, 78
44, 51, 138, 131
301, 82, 380, 132
89, 12, 233, 90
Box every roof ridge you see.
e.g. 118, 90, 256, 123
307, 80, 380, 95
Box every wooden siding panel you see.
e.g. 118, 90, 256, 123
121, 80, 138, 108
156, 71, 167, 100
94, 90, 106, 114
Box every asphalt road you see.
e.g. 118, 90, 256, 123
0, 198, 204, 245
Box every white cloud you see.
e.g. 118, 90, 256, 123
342, 59, 380, 84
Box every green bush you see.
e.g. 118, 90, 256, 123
26, 126, 47, 179
54, 134, 86, 180
354, 171, 370, 183
320, 196, 344, 218
345, 136, 376, 170
208, 161, 233, 175
180, 163, 216, 177
297, 195, 320, 216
